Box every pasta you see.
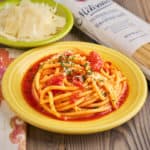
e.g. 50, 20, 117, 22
133, 43, 150, 69
22, 49, 128, 121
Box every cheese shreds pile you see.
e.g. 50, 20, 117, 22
0, 0, 66, 41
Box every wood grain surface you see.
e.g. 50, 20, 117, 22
27, 0, 150, 150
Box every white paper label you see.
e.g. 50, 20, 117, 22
59, 0, 150, 57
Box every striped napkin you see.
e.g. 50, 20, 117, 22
0, 48, 26, 150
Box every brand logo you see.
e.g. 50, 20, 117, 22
78, 0, 112, 17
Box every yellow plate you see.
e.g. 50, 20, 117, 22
2, 42, 148, 134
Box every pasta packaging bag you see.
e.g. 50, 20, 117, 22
58, 0, 150, 80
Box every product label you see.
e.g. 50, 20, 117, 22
59, 0, 150, 56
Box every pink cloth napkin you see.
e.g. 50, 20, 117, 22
0, 48, 26, 150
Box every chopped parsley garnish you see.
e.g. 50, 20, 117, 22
87, 70, 92, 75
84, 63, 88, 67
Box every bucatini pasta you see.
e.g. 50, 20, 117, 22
22, 49, 128, 121
133, 43, 150, 69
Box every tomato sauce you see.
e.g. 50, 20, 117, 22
22, 54, 129, 121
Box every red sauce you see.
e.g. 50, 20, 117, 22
87, 51, 103, 72
22, 54, 129, 121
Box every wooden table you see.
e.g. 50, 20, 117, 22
27, 0, 150, 150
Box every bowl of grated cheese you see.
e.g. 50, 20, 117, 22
0, 0, 74, 48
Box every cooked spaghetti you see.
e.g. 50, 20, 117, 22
22, 49, 128, 121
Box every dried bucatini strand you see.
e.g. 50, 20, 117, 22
133, 44, 150, 69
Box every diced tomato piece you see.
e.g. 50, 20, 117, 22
46, 74, 64, 95
47, 74, 64, 86
70, 92, 80, 104
52, 90, 64, 96
72, 78, 83, 88
64, 51, 73, 56
87, 51, 103, 72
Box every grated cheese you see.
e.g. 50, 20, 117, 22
0, 0, 66, 41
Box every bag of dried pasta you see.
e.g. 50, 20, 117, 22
58, 0, 150, 80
